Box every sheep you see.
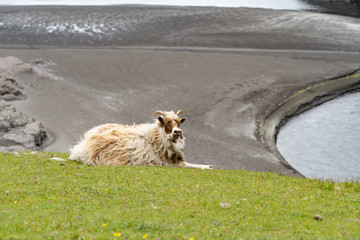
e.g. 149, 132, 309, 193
69, 110, 213, 169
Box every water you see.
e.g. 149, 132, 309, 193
0, 0, 315, 10
277, 93, 360, 181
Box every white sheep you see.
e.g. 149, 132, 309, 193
69, 110, 213, 169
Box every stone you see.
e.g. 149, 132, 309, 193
34, 58, 45, 65
0, 56, 33, 74
0, 145, 25, 153
0, 101, 47, 150
0, 57, 48, 151
3, 131, 34, 148
0, 100, 32, 131
24, 121, 42, 135
25, 121, 47, 147
219, 203, 231, 209
0, 73, 26, 101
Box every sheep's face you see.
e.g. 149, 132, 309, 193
157, 112, 186, 140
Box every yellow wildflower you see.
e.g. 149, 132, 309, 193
113, 233, 121, 237
14, 201, 18, 204
102, 223, 107, 227
106, 189, 108, 192
142, 234, 147, 239
190, 238, 195, 240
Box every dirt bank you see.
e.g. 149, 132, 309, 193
259, 69, 360, 170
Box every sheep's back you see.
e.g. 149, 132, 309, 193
85, 123, 166, 166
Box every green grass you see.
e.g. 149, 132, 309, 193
0, 152, 359, 239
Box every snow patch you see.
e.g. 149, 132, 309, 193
343, 22, 360, 32
42, 22, 115, 36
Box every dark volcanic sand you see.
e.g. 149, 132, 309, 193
0, 6, 360, 177
1, 48, 359, 177
1, 6, 360, 51
303, 0, 360, 18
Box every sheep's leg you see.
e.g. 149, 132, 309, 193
178, 162, 213, 169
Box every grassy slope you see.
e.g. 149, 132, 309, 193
0, 152, 359, 240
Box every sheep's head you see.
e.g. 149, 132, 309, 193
154, 110, 186, 140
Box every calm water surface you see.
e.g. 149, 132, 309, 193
277, 93, 360, 181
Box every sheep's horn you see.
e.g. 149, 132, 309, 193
153, 110, 166, 116
176, 110, 183, 116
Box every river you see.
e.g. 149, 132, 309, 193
277, 93, 360, 181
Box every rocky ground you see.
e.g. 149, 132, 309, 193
0, 57, 47, 152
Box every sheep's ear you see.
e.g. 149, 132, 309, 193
158, 116, 164, 124
180, 118, 186, 124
